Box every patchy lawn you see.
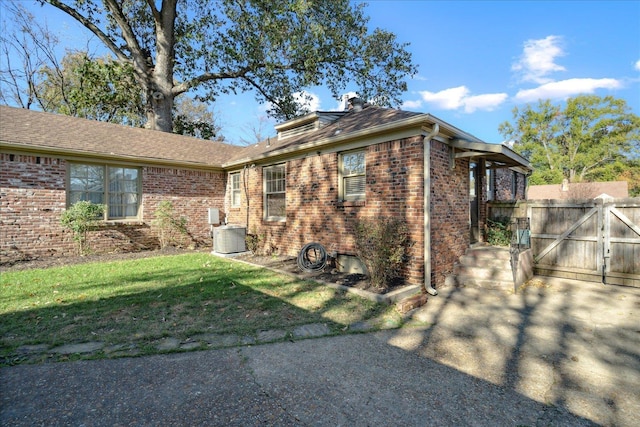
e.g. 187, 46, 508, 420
0, 252, 401, 365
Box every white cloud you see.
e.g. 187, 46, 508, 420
463, 93, 509, 113
514, 78, 621, 102
418, 86, 507, 113
512, 35, 566, 84
635, 59, 640, 71
401, 99, 423, 109
420, 86, 469, 110
293, 91, 321, 112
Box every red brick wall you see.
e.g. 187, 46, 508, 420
494, 168, 527, 201
430, 140, 471, 286
1, 154, 70, 262
142, 166, 226, 248
226, 136, 470, 288
0, 153, 225, 264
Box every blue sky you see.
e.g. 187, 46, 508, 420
3, 1, 639, 145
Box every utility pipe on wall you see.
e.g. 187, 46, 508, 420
423, 124, 439, 296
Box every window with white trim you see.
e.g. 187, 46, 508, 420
68, 163, 140, 219
230, 172, 241, 207
263, 164, 286, 220
339, 150, 366, 201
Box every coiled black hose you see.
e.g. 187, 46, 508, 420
297, 242, 327, 272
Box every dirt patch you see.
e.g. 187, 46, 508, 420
234, 253, 403, 295
0, 247, 206, 273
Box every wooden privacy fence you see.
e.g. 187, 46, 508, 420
488, 198, 640, 287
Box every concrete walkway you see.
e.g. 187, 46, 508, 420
1, 277, 638, 426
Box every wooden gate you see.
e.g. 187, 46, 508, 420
528, 199, 640, 286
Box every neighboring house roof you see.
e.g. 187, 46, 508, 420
527, 181, 629, 200
0, 104, 532, 174
0, 106, 244, 169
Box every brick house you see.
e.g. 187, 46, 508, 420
0, 103, 530, 292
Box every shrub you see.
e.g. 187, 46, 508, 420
152, 201, 188, 248
245, 232, 263, 255
486, 217, 512, 247
60, 201, 106, 255
354, 217, 411, 291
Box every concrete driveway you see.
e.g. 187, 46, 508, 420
1, 276, 638, 426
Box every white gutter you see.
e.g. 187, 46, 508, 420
423, 124, 439, 296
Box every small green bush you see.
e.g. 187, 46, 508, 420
60, 201, 106, 255
152, 201, 188, 248
486, 217, 512, 247
354, 217, 411, 291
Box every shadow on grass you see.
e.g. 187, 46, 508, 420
0, 253, 395, 365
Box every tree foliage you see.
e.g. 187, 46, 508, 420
499, 95, 640, 185
1, 2, 224, 139
38, 51, 146, 126
173, 96, 223, 140
41, 0, 417, 132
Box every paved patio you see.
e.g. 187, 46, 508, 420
2, 276, 638, 426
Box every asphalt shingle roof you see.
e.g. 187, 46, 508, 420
226, 106, 422, 165
0, 106, 244, 168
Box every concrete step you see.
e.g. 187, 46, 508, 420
445, 274, 514, 291
459, 254, 511, 269
465, 246, 512, 260
453, 264, 514, 282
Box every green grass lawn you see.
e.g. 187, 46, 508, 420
1, 253, 400, 365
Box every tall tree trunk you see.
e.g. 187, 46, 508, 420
145, 0, 177, 132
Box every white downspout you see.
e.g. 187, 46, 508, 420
423, 124, 439, 296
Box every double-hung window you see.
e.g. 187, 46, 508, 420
339, 150, 366, 201
68, 163, 140, 220
263, 164, 286, 221
230, 172, 241, 207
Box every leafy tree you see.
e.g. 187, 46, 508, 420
173, 96, 223, 140
589, 158, 640, 197
37, 51, 146, 126
1, 2, 146, 125
1, 3, 222, 138
41, 0, 417, 132
499, 95, 640, 185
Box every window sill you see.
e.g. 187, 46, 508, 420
263, 218, 286, 225
337, 200, 366, 208
101, 219, 145, 226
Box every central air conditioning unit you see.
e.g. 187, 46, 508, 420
213, 225, 246, 254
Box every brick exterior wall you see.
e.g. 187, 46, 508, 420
226, 136, 475, 288
0, 153, 225, 263
430, 140, 471, 286
494, 168, 526, 201
2, 138, 527, 288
